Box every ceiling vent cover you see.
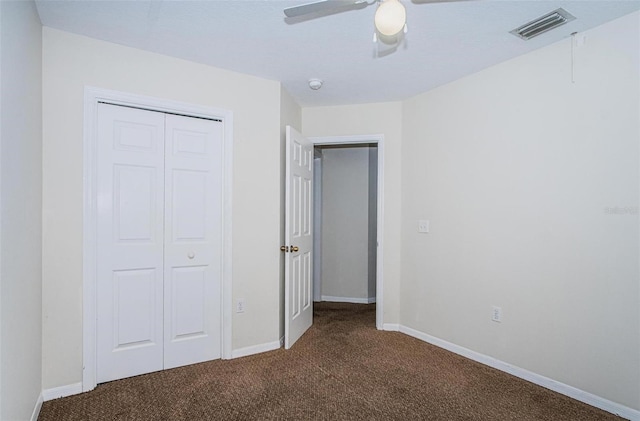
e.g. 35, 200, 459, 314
510, 8, 576, 40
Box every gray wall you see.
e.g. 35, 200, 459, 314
367, 147, 378, 300
0, 1, 43, 419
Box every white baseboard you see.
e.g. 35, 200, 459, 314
42, 382, 83, 402
382, 323, 400, 331
399, 325, 639, 421
30, 392, 43, 421
321, 295, 376, 304
231, 339, 281, 359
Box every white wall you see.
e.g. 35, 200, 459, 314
401, 11, 639, 411
320, 146, 374, 301
42, 28, 282, 389
302, 102, 402, 323
279, 87, 302, 338
0, 1, 43, 419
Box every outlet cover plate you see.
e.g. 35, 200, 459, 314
492, 306, 502, 322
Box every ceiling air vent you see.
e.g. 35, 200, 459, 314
510, 8, 576, 40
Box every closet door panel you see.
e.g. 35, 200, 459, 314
96, 103, 165, 383
163, 114, 223, 369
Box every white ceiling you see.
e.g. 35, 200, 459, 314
35, 0, 640, 107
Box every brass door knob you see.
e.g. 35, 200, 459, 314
280, 246, 289, 252
292, 246, 299, 252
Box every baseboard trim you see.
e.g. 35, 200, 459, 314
30, 392, 43, 421
42, 382, 83, 402
321, 295, 376, 304
399, 325, 639, 421
382, 323, 400, 331
231, 340, 281, 359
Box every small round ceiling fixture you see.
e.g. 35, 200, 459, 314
308, 78, 323, 90
374, 0, 406, 36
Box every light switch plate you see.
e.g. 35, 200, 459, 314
418, 220, 429, 233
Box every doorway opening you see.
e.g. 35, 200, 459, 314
310, 135, 384, 329
313, 144, 377, 313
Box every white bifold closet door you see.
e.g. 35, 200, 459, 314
96, 103, 222, 383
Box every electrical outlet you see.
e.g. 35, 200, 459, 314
491, 306, 502, 323
418, 220, 429, 233
237, 299, 245, 313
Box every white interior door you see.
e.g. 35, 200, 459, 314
96, 103, 222, 383
163, 114, 222, 369
284, 126, 313, 349
96, 104, 165, 382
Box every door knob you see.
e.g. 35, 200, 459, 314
280, 246, 289, 252
291, 246, 299, 252
187, 252, 195, 259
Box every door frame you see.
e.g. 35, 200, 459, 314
310, 134, 385, 330
82, 86, 233, 392
312, 153, 322, 302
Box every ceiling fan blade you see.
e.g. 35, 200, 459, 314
284, 0, 363, 18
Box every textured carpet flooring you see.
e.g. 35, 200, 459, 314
39, 302, 622, 420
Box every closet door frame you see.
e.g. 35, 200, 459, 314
82, 86, 233, 392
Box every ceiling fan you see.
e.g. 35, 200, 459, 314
284, 1, 580, 59
284, 0, 409, 37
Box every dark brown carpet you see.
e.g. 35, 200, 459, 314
39, 302, 622, 420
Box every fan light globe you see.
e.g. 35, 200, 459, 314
374, 0, 406, 36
